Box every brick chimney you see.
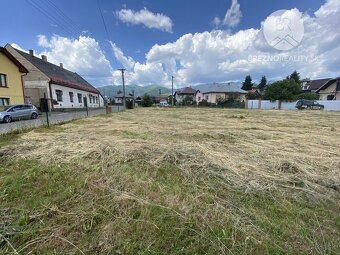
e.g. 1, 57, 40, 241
59, 63, 63, 69
29, 49, 34, 56
41, 55, 47, 62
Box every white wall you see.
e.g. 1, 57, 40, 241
248, 100, 259, 109
280, 102, 296, 110
247, 100, 340, 111
196, 92, 203, 103
261, 100, 279, 109
51, 83, 103, 109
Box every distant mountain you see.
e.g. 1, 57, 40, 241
97, 84, 172, 97
97, 82, 244, 98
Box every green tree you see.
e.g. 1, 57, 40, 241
257, 76, 267, 92
141, 93, 153, 107
263, 79, 302, 101
167, 95, 177, 105
241, 75, 253, 91
126, 99, 134, 109
109, 98, 115, 105
294, 92, 319, 100
287, 70, 301, 85
182, 96, 196, 106
246, 92, 261, 100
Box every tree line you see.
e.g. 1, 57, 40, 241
243, 71, 319, 101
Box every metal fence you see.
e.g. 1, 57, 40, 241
0, 108, 108, 135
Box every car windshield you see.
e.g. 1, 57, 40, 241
4, 106, 12, 111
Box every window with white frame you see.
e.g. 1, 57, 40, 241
0, 98, 10, 106
56, 90, 63, 102
78, 93, 82, 103
89, 95, 92, 104
0, 74, 7, 87
205, 95, 209, 101
69, 92, 74, 103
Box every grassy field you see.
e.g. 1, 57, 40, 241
0, 107, 339, 254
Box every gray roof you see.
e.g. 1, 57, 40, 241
304, 78, 331, 91
15, 49, 99, 94
199, 83, 247, 94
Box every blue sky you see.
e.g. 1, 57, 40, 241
1, 0, 339, 87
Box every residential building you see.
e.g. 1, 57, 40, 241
196, 83, 247, 104
301, 78, 331, 92
5, 44, 104, 110
114, 92, 134, 104
174, 87, 197, 103
0, 47, 28, 108
316, 77, 340, 100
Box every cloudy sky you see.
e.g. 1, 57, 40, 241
1, 0, 339, 88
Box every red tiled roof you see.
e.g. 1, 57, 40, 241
176, 87, 196, 95
50, 76, 99, 94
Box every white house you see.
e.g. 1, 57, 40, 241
196, 83, 247, 104
174, 87, 197, 104
5, 44, 104, 110
316, 77, 340, 100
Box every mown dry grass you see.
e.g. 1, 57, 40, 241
0, 107, 339, 254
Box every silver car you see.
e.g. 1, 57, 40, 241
0, 104, 39, 123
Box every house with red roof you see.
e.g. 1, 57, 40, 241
174, 87, 197, 104
5, 44, 104, 110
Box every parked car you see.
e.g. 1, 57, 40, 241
159, 101, 170, 107
295, 100, 324, 110
0, 104, 39, 123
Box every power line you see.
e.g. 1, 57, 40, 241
26, 0, 78, 37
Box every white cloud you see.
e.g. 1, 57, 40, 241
37, 35, 113, 78
10, 43, 27, 53
212, 16, 221, 27
213, 0, 242, 28
110, 42, 135, 70
12, 0, 340, 87
115, 7, 173, 33
223, 0, 242, 27
111, 0, 340, 86
15, 35, 114, 86
37, 35, 51, 48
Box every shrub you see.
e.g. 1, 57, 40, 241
126, 99, 134, 109
141, 93, 153, 107
263, 79, 302, 101
294, 92, 319, 100
181, 96, 196, 106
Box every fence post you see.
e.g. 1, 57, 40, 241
277, 100, 282, 110
258, 99, 262, 110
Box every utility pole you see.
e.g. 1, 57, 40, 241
132, 89, 135, 109
171, 76, 174, 107
118, 68, 126, 108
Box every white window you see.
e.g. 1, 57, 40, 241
0, 98, 10, 106
69, 92, 74, 103
205, 95, 209, 101
0, 74, 7, 87
78, 93, 82, 103
56, 90, 63, 102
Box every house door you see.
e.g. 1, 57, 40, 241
83, 97, 88, 108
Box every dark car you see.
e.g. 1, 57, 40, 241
295, 100, 324, 110
0, 104, 39, 123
